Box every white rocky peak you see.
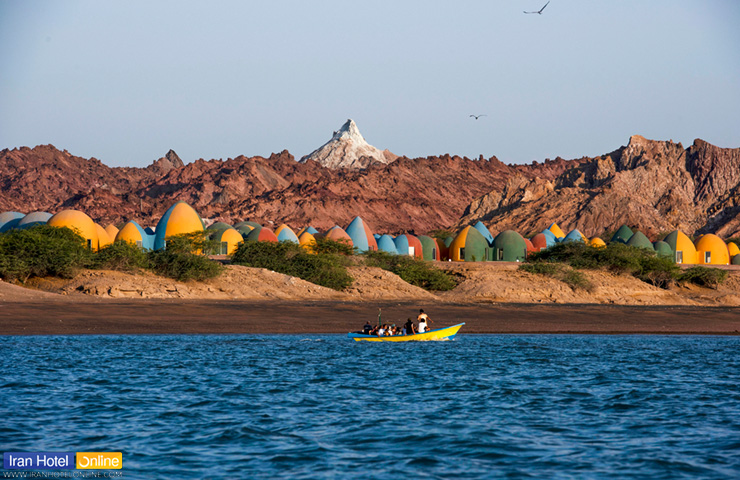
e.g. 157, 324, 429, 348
301, 119, 397, 170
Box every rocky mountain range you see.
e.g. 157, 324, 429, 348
1, 130, 739, 238
456, 135, 740, 239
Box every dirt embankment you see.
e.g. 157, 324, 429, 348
2, 262, 739, 307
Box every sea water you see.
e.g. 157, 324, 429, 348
1, 335, 738, 479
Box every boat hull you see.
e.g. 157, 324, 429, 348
348, 323, 465, 342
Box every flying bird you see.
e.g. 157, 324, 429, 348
469, 114, 487, 120
524, 1, 550, 14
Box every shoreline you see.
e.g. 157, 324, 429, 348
1, 300, 739, 336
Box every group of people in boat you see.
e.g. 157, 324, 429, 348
361, 309, 433, 336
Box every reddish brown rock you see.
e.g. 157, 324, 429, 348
456, 136, 740, 238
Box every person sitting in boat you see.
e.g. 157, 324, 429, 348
378, 324, 388, 336
404, 318, 417, 335
417, 309, 432, 333
363, 321, 373, 335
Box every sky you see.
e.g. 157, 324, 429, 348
1, 0, 739, 167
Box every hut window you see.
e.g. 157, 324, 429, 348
221, 242, 228, 255
460, 248, 465, 260
484, 248, 489, 261
704, 251, 711, 263
87, 239, 92, 250
498, 250, 504, 261
408, 246, 415, 257
432, 248, 436, 259
676, 251, 683, 264
136, 241, 142, 248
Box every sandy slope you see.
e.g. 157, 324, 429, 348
2, 263, 739, 307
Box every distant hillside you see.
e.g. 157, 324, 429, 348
455, 136, 740, 238
2, 135, 739, 237
0, 144, 572, 233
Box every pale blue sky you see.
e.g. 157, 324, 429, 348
1, 0, 738, 167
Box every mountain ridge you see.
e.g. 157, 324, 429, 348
2, 136, 739, 237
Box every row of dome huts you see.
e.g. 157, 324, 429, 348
1, 202, 739, 266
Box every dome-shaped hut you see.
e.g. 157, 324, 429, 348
611, 225, 634, 244
418, 235, 441, 261
17, 212, 52, 230
627, 231, 654, 251
116, 220, 152, 249
47, 210, 99, 250
473, 221, 494, 244
275, 224, 300, 243
653, 240, 673, 259
663, 230, 696, 264
0, 212, 25, 232
245, 225, 278, 243
345, 217, 378, 253
214, 227, 244, 255
377, 234, 398, 254
394, 234, 423, 259
493, 230, 527, 262
449, 226, 490, 262
695, 234, 730, 265
153, 201, 205, 251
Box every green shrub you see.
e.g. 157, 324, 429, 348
363, 250, 457, 291
677, 266, 728, 288
163, 231, 221, 255
146, 231, 224, 281
527, 241, 680, 288
311, 237, 356, 256
232, 240, 353, 291
0, 225, 92, 283
91, 241, 150, 272
428, 229, 455, 241
148, 250, 223, 281
518, 262, 560, 276
519, 262, 592, 291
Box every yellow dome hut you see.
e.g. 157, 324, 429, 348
695, 234, 730, 265
47, 210, 99, 250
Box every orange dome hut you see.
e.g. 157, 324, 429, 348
115, 220, 152, 249
449, 226, 490, 262
590, 237, 607, 248
663, 230, 697, 264
298, 231, 317, 253
245, 225, 279, 243
548, 222, 566, 240
47, 210, 99, 250
95, 224, 113, 250
530, 233, 548, 251
214, 227, 244, 255
275, 224, 300, 243
695, 234, 730, 265
324, 226, 354, 247
104, 224, 119, 239
153, 201, 205, 251
726, 241, 739, 259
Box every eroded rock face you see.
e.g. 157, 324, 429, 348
456, 136, 740, 238
0, 144, 556, 233
300, 119, 397, 169
2, 135, 739, 236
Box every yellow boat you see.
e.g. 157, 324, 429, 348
348, 323, 465, 342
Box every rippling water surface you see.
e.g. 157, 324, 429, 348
1, 335, 739, 479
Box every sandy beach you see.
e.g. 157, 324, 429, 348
1, 300, 739, 335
